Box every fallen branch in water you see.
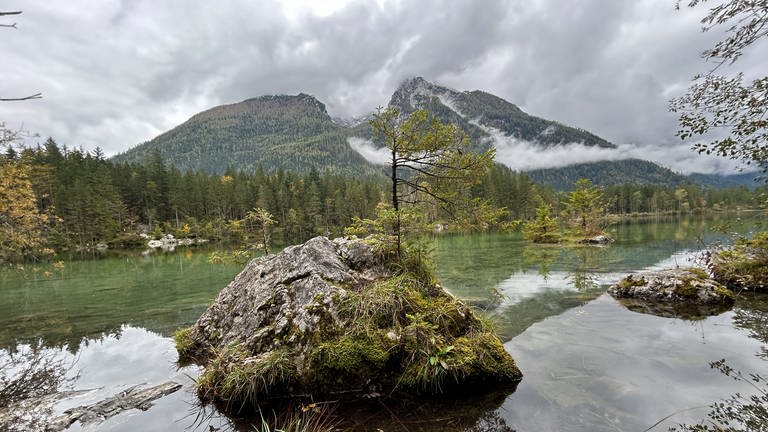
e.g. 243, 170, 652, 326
47, 381, 182, 431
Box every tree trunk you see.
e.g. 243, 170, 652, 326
391, 148, 401, 257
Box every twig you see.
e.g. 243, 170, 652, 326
644, 405, 710, 431
0, 93, 43, 101
378, 398, 411, 432
0, 11, 22, 29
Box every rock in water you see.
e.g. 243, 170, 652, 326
608, 268, 735, 319
582, 235, 613, 244
175, 236, 521, 412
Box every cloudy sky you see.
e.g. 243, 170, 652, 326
1, 0, 765, 174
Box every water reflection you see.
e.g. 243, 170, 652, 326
0, 215, 765, 431
0, 326, 234, 432
616, 298, 734, 320
0, 251, 239, 351
502, 295, 767, 432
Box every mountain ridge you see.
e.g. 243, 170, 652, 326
388, 77, 614, 150
111, 77, 755, 189
113, 93, 382, 177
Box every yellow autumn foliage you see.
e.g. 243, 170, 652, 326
0, 161, 50, 263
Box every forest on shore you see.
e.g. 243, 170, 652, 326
1, 137, 764, 263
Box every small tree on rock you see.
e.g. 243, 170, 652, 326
245, 207, 277, 255
561, 178, 607, 238
523, 203, 561, 243
367, 107, 496, 255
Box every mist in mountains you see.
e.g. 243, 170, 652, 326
349, 132, 746, 175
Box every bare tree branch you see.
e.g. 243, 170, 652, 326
1, 11, 42, 101
0, 10, 21, 28
0, 93, 42, 102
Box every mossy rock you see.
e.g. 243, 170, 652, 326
711, 233, 768, 293
608, 268, 735, 319
175, 236, 522, 414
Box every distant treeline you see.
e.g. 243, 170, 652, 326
2, 138, 764, 256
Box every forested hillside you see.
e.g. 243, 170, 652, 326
527, 159, 687, 190
113, 94, 382, 177
527, 159, 762, 191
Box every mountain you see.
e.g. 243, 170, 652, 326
113, 77, 751, 190
526, 159, 763, 190
387, 77, 614, 151
526, 159, 687, 190
112, 94, 382, 177
687, 172, 762, 189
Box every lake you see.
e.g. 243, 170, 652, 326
1, 214, 766, 431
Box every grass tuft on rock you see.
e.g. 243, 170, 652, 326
711, 231, 768, 293
176, 237, 521, 413
196, 345, 297, 411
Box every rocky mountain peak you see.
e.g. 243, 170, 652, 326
389, 77, 461, 112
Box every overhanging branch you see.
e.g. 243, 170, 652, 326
0, 93, 42, 101
0, 10, 21, 28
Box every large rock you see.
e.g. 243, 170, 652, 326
176, 236, 521, 412
608, 268, 735, 319
710, 232, 768, 293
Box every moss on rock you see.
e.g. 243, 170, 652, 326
173, 327, 193, 357
608, 268, 736, 319
616, 274, 647, 290
711, 231, 768, 293
174, 236, 521, 414
674, 278, 699, 298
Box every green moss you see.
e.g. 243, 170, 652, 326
398, 331, 521, 393
173, 327, 195, 360
710, 231, 768, 292
714, 285, 735, 300
196, 346, 297, 410
314, 334, 390, 374
403, 312, 442, 352
457, 332, 522, 381
688, 268, 709, 281
423, 296, 470, 337
674, 279, 699, 298
618, 275, 648, 290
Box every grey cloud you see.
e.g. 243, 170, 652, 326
0, 0, 761, 174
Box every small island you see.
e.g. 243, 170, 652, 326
608, 268, 736, 319
175, 236, 521, 412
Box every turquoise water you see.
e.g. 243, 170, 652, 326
0, 214, 765, 431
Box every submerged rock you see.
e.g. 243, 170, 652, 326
608, 268, 735, 318
581, 235, 613, 245
176, 236, 521, 412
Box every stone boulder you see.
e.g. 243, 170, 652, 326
175, 236, 521, 413
608, 268, 735, 319
581, 235, 613, 245
709, 232, 768, 293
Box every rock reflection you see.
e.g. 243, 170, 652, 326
616, 298, 733, 320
